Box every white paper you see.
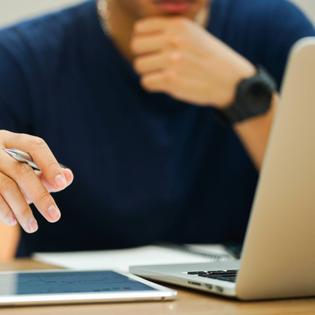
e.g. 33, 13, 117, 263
186, 244, 231, 256
33, 245, 231, 272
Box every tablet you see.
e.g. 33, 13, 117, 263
0, 269, 177, 306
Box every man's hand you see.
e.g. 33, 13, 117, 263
0, 130, 73, 233
131, 17, 255, 108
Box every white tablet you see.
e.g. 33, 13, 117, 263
0, 269, 177, 306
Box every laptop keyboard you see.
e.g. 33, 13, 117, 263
187, 270, 238, 283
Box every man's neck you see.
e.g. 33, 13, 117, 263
99, 0, 135, 61
99, 0, 211, 62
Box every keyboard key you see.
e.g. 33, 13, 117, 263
187, 270, 238, 283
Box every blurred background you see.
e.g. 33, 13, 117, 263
0, 0, 314, 27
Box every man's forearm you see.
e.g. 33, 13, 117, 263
233, 95, 278, 170
130, 16, 278, 169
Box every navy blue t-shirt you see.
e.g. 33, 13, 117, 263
0, 0, 313, 256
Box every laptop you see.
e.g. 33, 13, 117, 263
130, 37, 315, 301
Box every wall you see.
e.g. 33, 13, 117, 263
0, 0, 314, 27
294, 0, 315, 22
0, 0, 82, 27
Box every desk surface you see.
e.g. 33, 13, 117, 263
0, 259, 315, 315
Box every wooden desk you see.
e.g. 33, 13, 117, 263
1, 260, 315, 315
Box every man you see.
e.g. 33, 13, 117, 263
0, 0, 313, 256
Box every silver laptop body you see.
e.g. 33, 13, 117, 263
130, 38, 315, 300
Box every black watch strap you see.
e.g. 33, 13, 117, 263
218, 67, 276, 125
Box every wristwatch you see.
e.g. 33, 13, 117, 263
219, 67, 276, 124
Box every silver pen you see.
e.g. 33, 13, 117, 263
4, 148, 66, 171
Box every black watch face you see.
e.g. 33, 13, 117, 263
248, 82, 272, 115
221, 68, 276, 124
242, 79, 273, 117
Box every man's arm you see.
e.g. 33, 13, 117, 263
131, 1, 314, 169
131, 17, 273, 169
234, 96, 277, 169
0, 34, 73, 233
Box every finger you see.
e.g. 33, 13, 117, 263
63, 168, 74, 183
141, 70, 192, 102
2, 132, 69, 190
141, 71, 174, 93
0, 154, 62, 223
0, 195, 17, 226
0, 173, 38, 233
40, 168, 74, 193
134, 53, 167, 75
131, 33, 167, 55
134, 18, 169, 34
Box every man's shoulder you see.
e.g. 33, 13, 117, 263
212, 0, 310, 44
213, 0, 314, 86
0, 1, 96, 65
0, 1, 98, 118
212, 0, 314, 53
228, 0, 303, 16
218, 0, 311, 28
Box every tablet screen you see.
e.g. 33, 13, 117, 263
0, 271, 156, 295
